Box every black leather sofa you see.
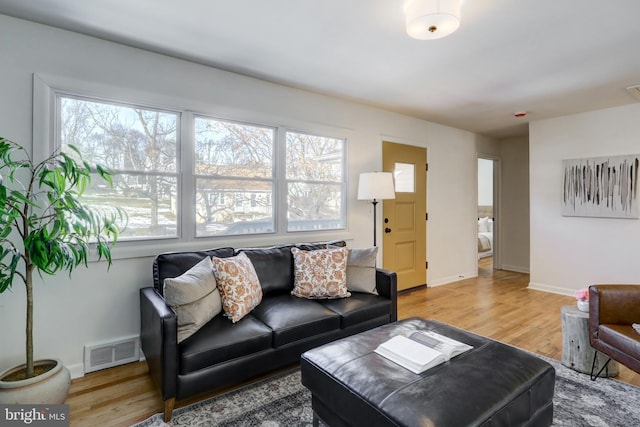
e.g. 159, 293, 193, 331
140, 241, 397, 421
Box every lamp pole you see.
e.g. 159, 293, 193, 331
371, 199, 379, 247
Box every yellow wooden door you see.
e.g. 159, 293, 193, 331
382, 141, 427, 291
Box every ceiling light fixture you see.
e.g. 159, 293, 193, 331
404, 0, 461, 40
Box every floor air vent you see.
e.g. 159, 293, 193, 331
84, 336, 140, 374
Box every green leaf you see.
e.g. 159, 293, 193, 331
95, 165, 114, 187
66, 144, 82, 157
9, 190, 33, 205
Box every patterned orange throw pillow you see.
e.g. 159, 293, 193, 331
291, 247, 350, 299
211, 252, 263, 323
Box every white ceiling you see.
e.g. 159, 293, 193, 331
2, 0, 640, 139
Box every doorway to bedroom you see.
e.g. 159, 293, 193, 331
478, 157, 498, 275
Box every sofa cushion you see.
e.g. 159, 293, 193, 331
236, 245, 294, 295
178, 314, 273, 374
153, 247, 235, 294
163, 257, 222, 343
251, 294, 340, 347
316, 292, 392, 329
212, 252, 263, 323
346, 247, 378, 295
291, 247, 350, 299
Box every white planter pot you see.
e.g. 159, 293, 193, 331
0, 358, 71, 404
577, 299, 589, 313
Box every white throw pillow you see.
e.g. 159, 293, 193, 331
478, 217, 489, 233
346, 247, 378, 295
163, 257, 222, 343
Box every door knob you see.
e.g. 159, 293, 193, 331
385, 228, 392, 233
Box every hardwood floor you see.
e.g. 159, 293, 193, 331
66, 261, 640, 426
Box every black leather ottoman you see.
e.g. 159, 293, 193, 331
301, 318, 555, 427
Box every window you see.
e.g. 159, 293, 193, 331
394, 162, 415, 193
286, 131, 345, 232
194, 117, 275, 237
208, 192, 225, 206
57, 95, 179, 240
53, 90, 346, 242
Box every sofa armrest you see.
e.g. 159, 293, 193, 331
140, 287, 178, 401
376, 268, 398, 322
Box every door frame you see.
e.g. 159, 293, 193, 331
477, 154, 501, 270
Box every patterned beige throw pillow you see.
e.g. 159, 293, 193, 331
291, 247, 350, 299
211, 252, 263, 323
163, 257, 222, 343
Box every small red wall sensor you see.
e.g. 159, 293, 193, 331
514, 111, 527, 118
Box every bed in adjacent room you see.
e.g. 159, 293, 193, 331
477, 205, 494, 259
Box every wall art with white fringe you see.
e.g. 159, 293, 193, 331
562, 154, 640, 218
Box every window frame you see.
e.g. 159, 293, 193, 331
33, 73, 351, 260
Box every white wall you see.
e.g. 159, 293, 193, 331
422, 131, 496, 286
530, 104, 640, 295
477, 158, 493, 206
500, 136, 530, 273
0, 14, 489, 376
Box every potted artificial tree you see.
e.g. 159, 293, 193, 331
0, 136, 126, 403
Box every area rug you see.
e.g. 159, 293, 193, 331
133, 356, 640, 427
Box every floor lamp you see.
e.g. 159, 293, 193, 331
357, 172, 396, 247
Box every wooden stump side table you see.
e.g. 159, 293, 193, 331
560, 305, 619, 376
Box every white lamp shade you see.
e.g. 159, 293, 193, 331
404, 0, 461, 40
357, 172, 396, 201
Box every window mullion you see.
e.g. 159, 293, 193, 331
275, 126, 287, 234
181, 112, 195, 241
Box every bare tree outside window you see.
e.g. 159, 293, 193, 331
286, 131, 345, 231
194, 117, 274, 236
58, 95, 179, 239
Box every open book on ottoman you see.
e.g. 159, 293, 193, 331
374, 331, 472, 374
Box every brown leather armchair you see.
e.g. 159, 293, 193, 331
589, 284, 640, 379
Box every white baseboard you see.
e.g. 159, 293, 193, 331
429, 270, 478, 287
67, 363, 84, 380
500, 264, 530, 274
528, 281, 575, 297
